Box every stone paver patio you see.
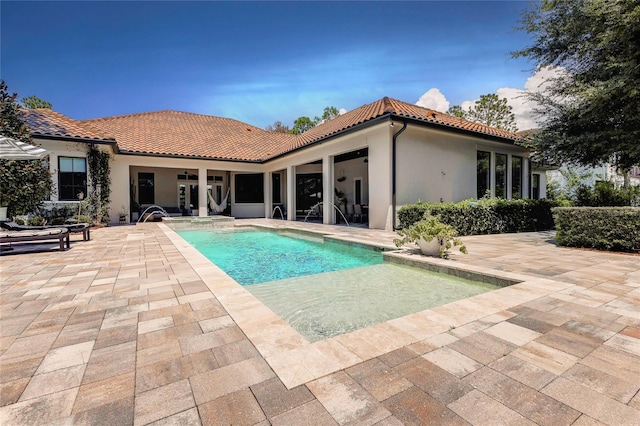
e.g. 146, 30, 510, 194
1, 219, 638, 425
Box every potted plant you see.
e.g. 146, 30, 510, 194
394, 215, 467, 259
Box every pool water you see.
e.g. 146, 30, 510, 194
177, 227, 498, 342
177, 228, 383, 285
248, 263, 497, 342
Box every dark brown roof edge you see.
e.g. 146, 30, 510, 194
32, 133, 116, 144
117, 149, 263, 163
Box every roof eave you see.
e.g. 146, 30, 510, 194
393, 114, 522, 145
117, 150, 263, 163
32, 133, 117, 145
264, 115, 392, 162
264, 113, 522, 163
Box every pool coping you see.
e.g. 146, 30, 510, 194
160, 222, 578, 389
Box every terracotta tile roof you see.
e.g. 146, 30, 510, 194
84, 111, 295, 162
71, 97, 523, 162
284, 97, 523, 154
23, 109, 115, 142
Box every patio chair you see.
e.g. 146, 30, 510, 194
346, 204, 356, 222
0, 227, 70, 251
354, 204, 367, 223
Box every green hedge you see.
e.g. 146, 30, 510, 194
398, 198, 559, 235
553, 207, 640, 252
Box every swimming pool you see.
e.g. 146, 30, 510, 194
177, 228, 383, 285
177, 227, 498, 341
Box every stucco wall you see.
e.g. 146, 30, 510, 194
395, 126, 531, 211
396, 127, 476, 205
32, 138, 115, 214
32, 138, 93, 203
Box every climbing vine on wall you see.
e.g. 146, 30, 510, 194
87, 145, 111, 224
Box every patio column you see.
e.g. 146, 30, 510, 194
198, 167, 208, 217
286, 165, 295, 221
264, 171, 272, 218
322, 155, 334, 224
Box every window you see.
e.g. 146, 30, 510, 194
511, 156, 522, 199
235, 173, 264, 203
354, 178, 362, 205
477, 151, 490, 199
58, 157, 87, 201
495, 154, 507, 198
138, 172, 155, 204
531, 174, 540, 200
189, 184, 198, 208
296, 173, 322, 211
272, 173, 281, 204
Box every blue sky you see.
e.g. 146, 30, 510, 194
1, 1, 536, 129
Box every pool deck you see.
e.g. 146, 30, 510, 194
1, 219, 638, 425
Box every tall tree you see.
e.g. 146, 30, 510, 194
290, 105, 341, 135
466, 94, 517, 132
447, 105, 466, 118
513, 0, 640, 171
290, 116, 316, 135
22, 95, 52, 109
265, 120, 290, 133
314, 106, 339, 124
0, 81, 53, 217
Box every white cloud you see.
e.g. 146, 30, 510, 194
502, 66, 567, 130
454, 66, 565, 131
460, 100, 474, 112
339, 108, 347, 115
415, 88, 450, 112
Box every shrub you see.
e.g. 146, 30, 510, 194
50, 217, 66, 226
553, 207, 640, 252
575, 181, 640, 207
398, 198, 559, 234
66, 215, 91, 224
397, 201, 430, 228
27, 216, 46, 226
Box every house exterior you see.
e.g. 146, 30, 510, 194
24, 97, 543, 230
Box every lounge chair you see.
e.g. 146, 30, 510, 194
1, 221, 90, 241
0, 227, 70, 251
